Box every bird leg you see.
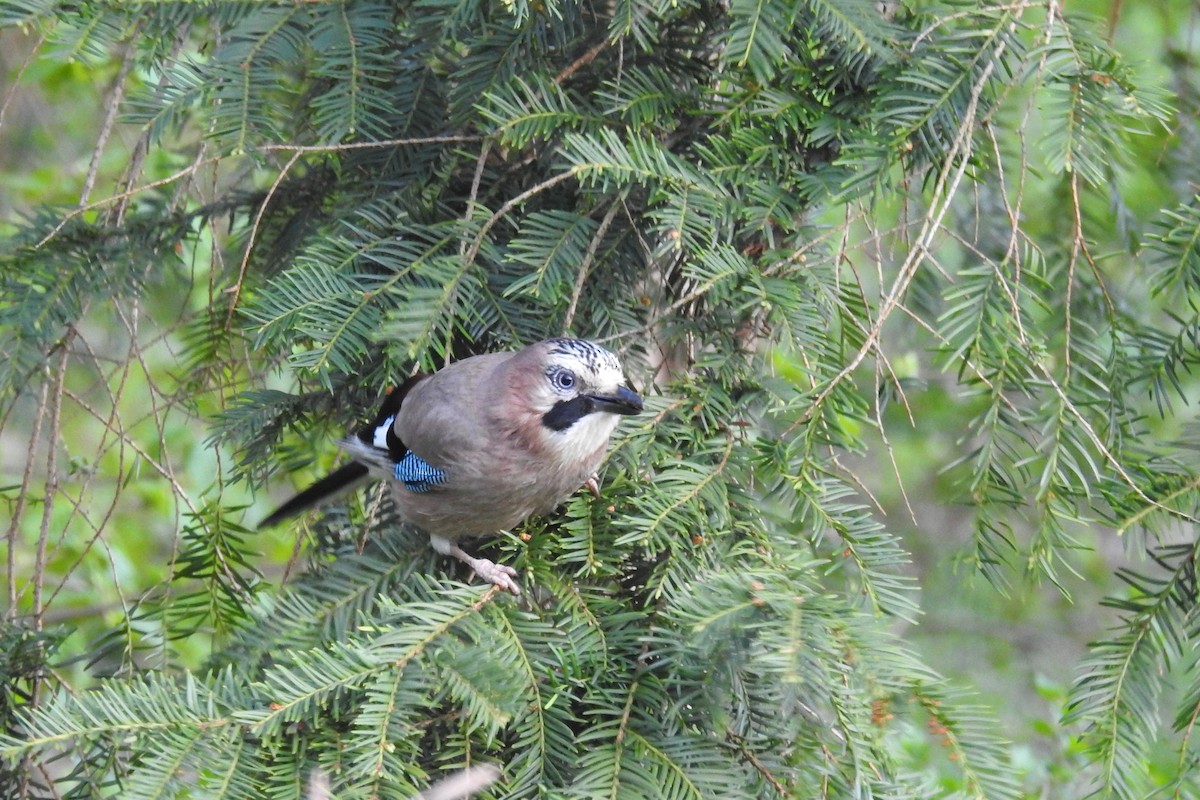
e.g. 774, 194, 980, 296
429, 534, 521, 595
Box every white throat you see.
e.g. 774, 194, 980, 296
545, 412, 621, 468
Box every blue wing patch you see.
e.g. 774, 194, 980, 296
394, 451, 447, 493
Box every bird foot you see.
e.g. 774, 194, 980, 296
431, 535, 522, 595
468, 557, 521, 596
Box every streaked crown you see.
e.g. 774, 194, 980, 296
543, 337, 625, 387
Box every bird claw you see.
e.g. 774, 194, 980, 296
584, 474, 601, 499
472, 558, 521, 596
433, 535, 522, 596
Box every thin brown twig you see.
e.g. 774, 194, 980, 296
615, 678, 639, 744
1063, 172, 1082, 382
461, 168, 580, 270
0, 29, 46, 133
911, 0, 1033, 48
554, 39, 608, 85
115, 21, 195, 224
36, 134, 480, 249
5, 374, 50, 619
36, 155, 224, 248
793, 30, 1007, 432
38, 326, 135, 611
462, 142, 492, 257
223, 149, 303, 330
1068, 166, 1117, 317
259, 134, 481, 154
58, 386, 202, 517
34, 340, 72, 633
563, 198, 622, 332
1106, 0, 1124, 43
279, 520, 312, 586
455, 141, 494, 355
80, 25, 140, 207
726, 732, 787, 797
871, 359, 918, 526
92, 530, 136, 674
597, 270, 739, 350
105, 298, 195, 639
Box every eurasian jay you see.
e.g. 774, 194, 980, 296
259, 338, 643, 594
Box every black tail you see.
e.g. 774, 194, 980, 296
258, 462, 371, 529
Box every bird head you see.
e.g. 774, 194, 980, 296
528, 338, 643, 433
496, 338, 642, 469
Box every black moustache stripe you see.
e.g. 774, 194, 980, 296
541, 395, 595, 431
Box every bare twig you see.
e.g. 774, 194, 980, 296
563, 198, 622, 332
81, 24, 141, 208
260, 134, 481, 154
14, 338, 72, 800
5, 373, 50, 619
114, 20, 195, 223
461, 141, 493, 259
554, 39, 608, 85
36, 134, 480, 249
0, 29, 46, 134
36, 156, 223, 248
726, 732, 787, 797
461, 168, 581, 270
223, 149, 303, 330
796, 33, 1005, 426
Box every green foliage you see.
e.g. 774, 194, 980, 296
2, 1, 1200, 799
1063, 544, 1200, 800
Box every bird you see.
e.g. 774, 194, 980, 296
259, 338, 643, 594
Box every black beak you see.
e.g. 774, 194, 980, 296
588, 385, 643, 415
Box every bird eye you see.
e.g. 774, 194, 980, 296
553, 370, 576, 391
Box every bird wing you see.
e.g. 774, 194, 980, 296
394, 352, 511, 472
